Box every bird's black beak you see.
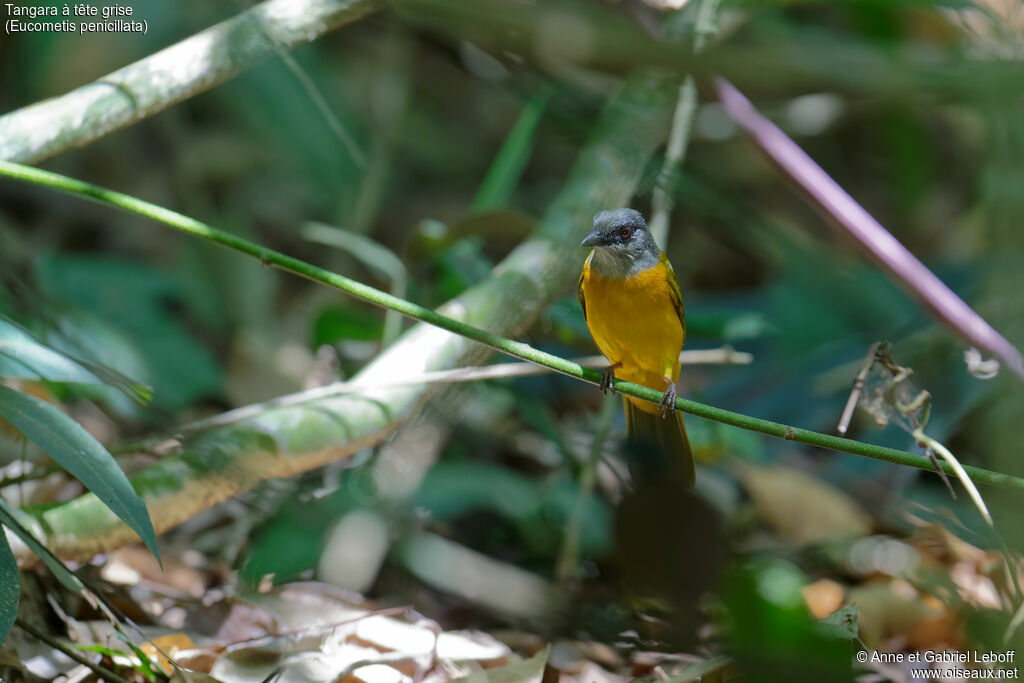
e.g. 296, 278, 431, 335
581, 230, 603, 248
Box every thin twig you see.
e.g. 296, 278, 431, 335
1005, 599, 1024, 646
0, 463, 61, 489
649, 77, 698, 247
837, 341, 883, 436
225, 605, 410, 650
914, 430, 990, 524
650, 0, 721, 246
234, 0, 368, 169
15, 618, 135, 683
555, 392, 618, 585
109, 347, 751, 455
276, 51, 368, 170
168, 347, 752, 435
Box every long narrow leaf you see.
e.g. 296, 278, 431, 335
0, 385, 159, 563
0, 318, 101, 384
471, 89, 549, 212
0, 529, 18, 643
0, 499, 85, 593
0, 317, 152, 403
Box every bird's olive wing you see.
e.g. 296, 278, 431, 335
577, 253, 590, 322
662, 252, 685, 338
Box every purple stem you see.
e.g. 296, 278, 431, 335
715, 78, 1024, 382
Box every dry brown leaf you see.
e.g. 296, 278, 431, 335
208, 647, 281, 682
908, 524, 986, 565
846, 579, 947, 648
802, 578, 845, 619
209, 600, 281, 643
557, 661, 629, 683
141, 633, 201, 673
909, 523, 1013, 610
905, 601, 964, 651
172, 648, 222, 675
736, 464, 872, 545
950, 561, 1003, 610
948, 0, 1024, 57
103, 546, 209, 597
194, 582, 513, 683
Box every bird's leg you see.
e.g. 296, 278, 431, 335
600, 362, 622, 394
658, 375, 678, 418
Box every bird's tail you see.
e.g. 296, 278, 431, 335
623, 398, 696, 488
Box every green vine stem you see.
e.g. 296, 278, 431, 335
1, 158, 1022, 493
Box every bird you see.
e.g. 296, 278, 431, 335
577, 208, 695, 487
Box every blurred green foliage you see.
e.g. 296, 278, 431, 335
725, 558, 857, 682
35, 255, 221, 411
2, 0, 1024, 670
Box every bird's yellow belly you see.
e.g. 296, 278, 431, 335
581, 267, 683, 413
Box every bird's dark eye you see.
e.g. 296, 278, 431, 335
618, 227, 633, 240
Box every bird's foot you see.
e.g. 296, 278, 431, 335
658, 380, 678, 418
599, 363, 621, 395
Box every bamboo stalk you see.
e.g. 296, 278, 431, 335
0, 0, 379, 164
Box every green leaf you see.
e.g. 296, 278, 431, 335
303, 222, 408, 344
312, 306, 385, 345
0, 529, 19, 644
0, 317, 101, 384
471, 89, 549, 212
0, 498, 84, 593
0, 385, 160, 564
726, 558, 857, 682
82, 638, 161, 681
820, 604, 860, 640
0, 316, 151, 405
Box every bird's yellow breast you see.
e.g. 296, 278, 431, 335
579, 253, 684, 410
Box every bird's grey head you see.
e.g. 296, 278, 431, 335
581, 208, 660, 278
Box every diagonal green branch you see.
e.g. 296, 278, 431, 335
0, 0, 379, 164
2, 156, 1022, 494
